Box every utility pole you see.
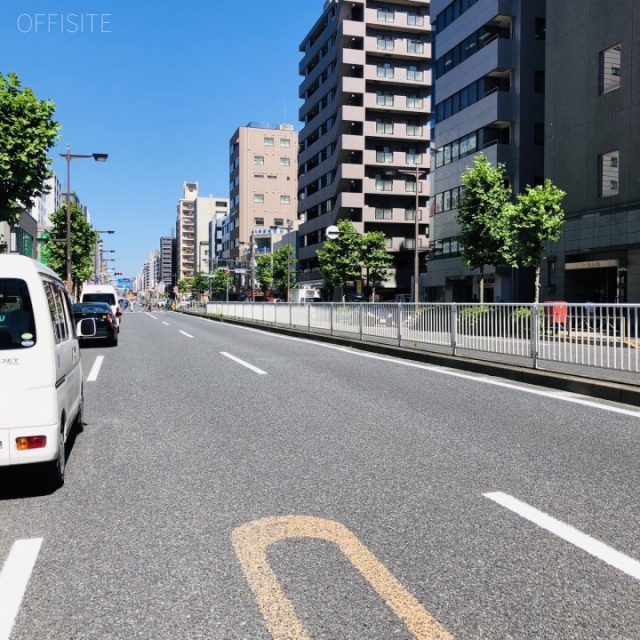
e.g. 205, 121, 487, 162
286, 219, 293, 302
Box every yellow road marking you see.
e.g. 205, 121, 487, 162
232, 515, 452, 640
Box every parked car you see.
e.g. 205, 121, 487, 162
79, 284, 122, 331
0, 255, 95, 490
71, 302, 118, 347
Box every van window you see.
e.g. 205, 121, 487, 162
43, 280, 70, 343
0, 278, 36, 349
83, 292, 116, 305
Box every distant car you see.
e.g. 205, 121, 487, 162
79, 284, 122, 332
71, 302, 118, 347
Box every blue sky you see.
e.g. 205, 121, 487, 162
0, 0, 323, 277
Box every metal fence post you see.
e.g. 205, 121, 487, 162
451, 303, 458, 356
289, 302, 292, 328
531, 304, 539, 369
359, 304, 364, 341
330, 303, 334, 336
397, 303, 402, 346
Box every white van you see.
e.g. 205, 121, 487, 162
80, 284, 122, 331
0, 255, 93, 489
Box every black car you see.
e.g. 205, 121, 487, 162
71, 302, 118, 346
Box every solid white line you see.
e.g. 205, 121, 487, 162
0, 538, 43, 640
484, 492, 640, 582
86, 356, 104, 382
179, 330, 194, 338
162, 322, 170, 326
220, 351, 267, 375
210, 322, 640, 419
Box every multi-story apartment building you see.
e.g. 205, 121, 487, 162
208, 201, 230, 270
543, 1, 640, 303
227, 123, 299, 291
176, 182, 198, 281
297, 0, 432, 297
426, 0, 546, 302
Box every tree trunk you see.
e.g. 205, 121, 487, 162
479, 267, 485, 304
534, 264, 541, 304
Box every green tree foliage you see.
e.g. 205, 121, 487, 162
0, 72, 60, 229
457, 154, 515, 302
254, 245, 297, 297
189, 272, 209, 297
254, 254, 273, 294
360, 231, 392, 301
210, 268, 233, 298
317, 220, 362, 300
272, 244, 297, 296
510, 180, 566, 302
44, 203, 98, 294
177, 279, 189, 294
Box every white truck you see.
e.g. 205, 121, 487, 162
289, 287, 321, 304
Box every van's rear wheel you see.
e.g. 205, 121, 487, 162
46, 428, 65, 490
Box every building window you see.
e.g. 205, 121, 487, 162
254, 193, 264, 203
377, 35, 394, 51
375, 173, 393, 191
406, 94, 423, 109
600, 44, 621, 94
280, 195, 291, 204
377, 7, 394, 22
405, 208, 422, 221
274, 218, 284, 226
534, 18, 546, 40
375, 208, 392, 219
534, 123, 544, 145
264, 137, 274, 146
406, 150, 422, 165
376, 118, 393, 134
406, 123, 422, 137
405, 238, 416, 250
376, 146, 393, 163
407, 39, 424, 54
280, 139, 290, 148
280, 157, 290, 167
407, 65, 423, 82
600, 150, 620, 197
255, 218, 264, 226
534, 70, 545, 93
407, 12, 423, 26
376, 90, 394, 106
405, 177, 417, 193
254, 155, 264, 165
377, 62, 394, 78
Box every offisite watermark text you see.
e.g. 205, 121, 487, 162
17, 14, 112, 33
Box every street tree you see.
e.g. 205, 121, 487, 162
272, 244, 297, 296
190, 272, 209, 298
360, 231, 392, 301
0, 72, 60, 241
510, 180, 566, 302
210, 268, 233, 299
317, 219, 362, 301
457, 154, 515, 303
44, 203, 98, 295
254, 254, 273, 294
177, 279, 189, 296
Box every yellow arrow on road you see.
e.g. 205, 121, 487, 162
232, 515, 452, 640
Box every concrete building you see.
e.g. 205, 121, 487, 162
197, 197, 229, 273
297, 0, 432, 297
544, 0, 640, 303
227, 123, 299, 294
175, 182, 198, 281
426, 0, 546, 302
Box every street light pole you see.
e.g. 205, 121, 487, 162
413, 164, 420, 307
59, 146, 108, 295
286, 219, 293, 302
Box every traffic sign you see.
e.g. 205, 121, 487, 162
326, 225, 340, 240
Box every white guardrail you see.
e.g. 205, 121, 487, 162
183, 301, 640, 378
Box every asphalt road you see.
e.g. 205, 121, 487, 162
1, 309, 639, 639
